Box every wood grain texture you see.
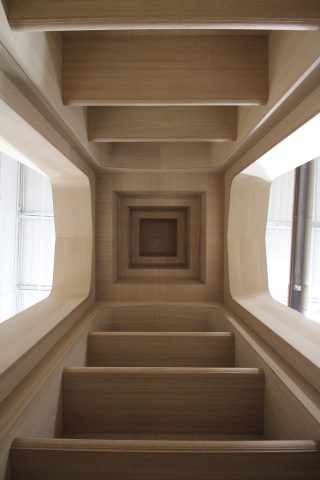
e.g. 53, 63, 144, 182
0, 4, 107, 170
212, 31, 320, 171
88, 106, 237, 142
214, 305, 320, 441
0, 73, 94, 402
130, 210, 187, 267
62, 367, 264, 436
96, 172, 224, 302
8, 0, 320, 30
224, 86, 320, 393
117, 195, 201, 281
108, 143, 214, 171
98, 305, 219, 332
62, 33, 268, 105
10, 439, 320, 480
87, 332, 235, 367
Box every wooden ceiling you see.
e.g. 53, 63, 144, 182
5, 1, 320, 171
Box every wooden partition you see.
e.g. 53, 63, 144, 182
225, 83, 320, 393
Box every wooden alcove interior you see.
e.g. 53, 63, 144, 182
0, 1, 320, 479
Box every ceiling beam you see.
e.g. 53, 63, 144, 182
8, 0, 320, 31
62, 34, 268, 106
88, 107, 237, 142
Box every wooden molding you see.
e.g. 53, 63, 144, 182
117, 195, 201, 282
62, 33, 268, 106
8, 0, 320, 31
129, 209, 188, 268
88, 106, 237, 142
96, 173, 224, 302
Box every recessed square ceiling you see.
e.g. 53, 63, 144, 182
116, 194, 203, 282
139, 219, 178, 257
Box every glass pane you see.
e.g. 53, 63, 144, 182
266, 170, 295, 305
0, 153, 55, 323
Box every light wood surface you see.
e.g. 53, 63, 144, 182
11, 438, 320, 480
87, 332, 235, 367
0, 72, 94, 401
8, 0, 320, 31
97, 305, 216, 332
129, 210, 187, 267
88, 106, 237, 142
0, 299, 102, 480
96, 172, 224, 302
117, 195, 201, 281
108, 142, 214, 170
62, 367, 264, 436
2, 0, 320, 175
62, 33, 268, 106
212, 31, 320, 171
224, 85, 320, 392
0, 4, 107, 170
214, 305, 320, 440
3, 302, 320, 479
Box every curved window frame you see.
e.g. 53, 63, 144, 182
226, 92, 320, 392
0, 73, 94, 403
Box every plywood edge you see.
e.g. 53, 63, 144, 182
63, 366, 263, 376
11, 438, 320, 453
88, 332, 234, 337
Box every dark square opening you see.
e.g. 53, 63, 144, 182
139, 219, 178, 257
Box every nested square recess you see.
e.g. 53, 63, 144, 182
139, 219, 178, 257
116, 194, 202, 282
130, 207, 188, 268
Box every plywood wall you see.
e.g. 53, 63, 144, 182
96, 172, 224, 302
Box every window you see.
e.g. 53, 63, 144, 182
266, 170, 295, 305
0, 152, 55, 323
266, 158, 320, 322
308, 158, 320, 321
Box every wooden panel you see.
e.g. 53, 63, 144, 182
104, 307, 214, 332
8, 0, 320, 31
62, 33, 268, 106
62, 367, 264, 435
0, 5, 107, 171
108, 143, 213, 170
212, 32, 320, 170
88, 106, 237, 142
96, 172, 224, 302
87, 332, 235, 367
11, 438, 320, 480
117, 195, 201, 281
130, 210, 187, 267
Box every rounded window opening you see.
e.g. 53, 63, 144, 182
0, 151, 55, 323
266, 158, 320, 322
